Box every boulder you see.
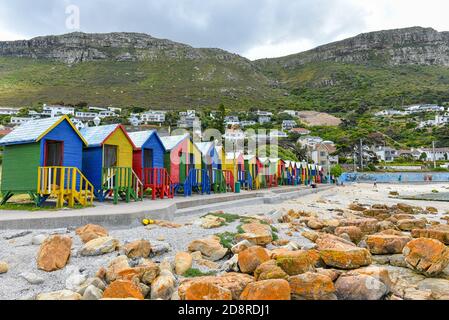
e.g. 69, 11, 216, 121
200, 215, 226, 229
289, 272, 336, 300
175, 252, 193, 275
395, 203, 416, 214
346, 266, 392, 290
254, 260, 288, 281
377, 221, 397, 232
0, 261, 8, 274
36, 290, 81, 300
37, 235, 72, 272
179, 273, 254, 300
426, 207, 439, 214
80, 236, 119, 256
306, 218, 325, 230
103, 280, 144, 300
231, 240, 254, 254
240, 279, 291, 300
187, 237, 228, 261
105, 256, 130, 283
235, 223, 273, 246
82, 285, 104, 300
349, 203, 367, 212
403, 238, 449, 276
335, 274, 388, 300
335, 226, 363, 244
20, 272, 45, 285
275, 250, 319, 275
75, 224, 108, 243
366, 234, 411, 255
151, 270, 176, 300
302, 231, 319, 242
238, 246, 270, 274
122, 240, 151, 258
339, 218, 378, 234
411, 225, 449, 245
397, 219, 426, 231
417, 278, 449, 300
184, 281, 232, 300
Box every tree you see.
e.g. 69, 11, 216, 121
213, 103, 226, 134
330, 164, 343, 178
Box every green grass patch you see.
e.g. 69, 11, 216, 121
216, 231, 238, 249
183, 268, 217, 278
202, 212, 244, 224
0, 202, 90, 211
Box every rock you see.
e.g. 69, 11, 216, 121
190, 251, 202, 261
222, 254, 240, 272
20, 272, 44, 285
335, 274, 388, 300
153, 220, 182, 228
200, 215, 226, 229
77, 277, 106, 295
302, 231, 319, 242
306, 218, 325, 230
37, 235, 72, 272
75, 224, 108, 243
397, 219, 426, 231
187, 237, 228, 261
82, 285, 103, 300
65, 272, 87, 291
0, 261, 8, 274
151, 270, 176, 300
349, 203, 366, 212
426, 207, 439, 214
231, 240, 254, 254
411, 225, 449, 245
122, 240, 151, 258
282, 241, 301, 251
389, 254, 408, 268
289, 272, 337, 300
184, 282, 232, 300
235, 223, 273, 246
179, 273, 254, 300
106, 256, 130, 283
315, 268, 341, 281
139, 260, 161, 285
160, 258, 174, 273
347, 266, 392, 290
139, 283, 151, 298
363, 208, 390, 219
197, 259, 220, 270
254, 260, 288, 281
335, 226, 363, 244
339, 218, 378, 234
275, 250, 319, 275
175, 252, 193, 275
366, 234, 411, 255
238, 246, 270, 274
151, 241, 171, 256
396, 203, 416, 214
103, 280, 144, 300
317, 234, 372, 269
36, 290, 81, 300
80, 236, 119, 256
403, 238, 449, 276
417, 278, 449, 299
377, 221, 397, 232
240, 279, 291, 300
32, 234, 47, 245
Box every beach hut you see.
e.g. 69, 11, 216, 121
225, 152, 245, 189
295, 162, 303, 185
160, 134, 208, 196
0, 116, 94, 208
284, 160, 294, 185
195, 142, 224, 193
243, 155, 260, 190
80, 124, 142, 204
268, 158, 280, 187
128, 130, 172, 200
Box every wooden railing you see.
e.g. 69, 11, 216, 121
102, 167, 143, 204
142, 168, 173, 200
37, 166, 94, 208
223, 170, 235, 192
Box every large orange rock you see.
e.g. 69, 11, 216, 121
175, 252, 193, 275
37, 235, 72, 272
339, 218, 378, 234
75, 224, 108, 243
254, 260, 288, 281
397, 219, 426, 231
187, 236, 228, 261
366, 234, 411, 255
240, 279, 291, 300
275, 250, 319, 275
411, 225, 449, 245
235, 223, 273, 246
122, 240, 152, 258
238, 246, 270, 274
317, 234, 371, 269
335, 226, 363, 244
103, 280, 144, 300
184, 282, 232, 300
179, 273, 254, 300
403, 238, 449, 276
289, 272, 336, 300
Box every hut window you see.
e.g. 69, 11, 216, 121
144, 149, 153, 168
45, 141, 64, 167
104, 145, 118, 168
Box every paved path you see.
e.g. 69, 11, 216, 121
0, 185, 335, 230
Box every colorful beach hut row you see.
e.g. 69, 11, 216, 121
0, 116, 326, 208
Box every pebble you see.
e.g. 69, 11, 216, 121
20, 272, 45, 285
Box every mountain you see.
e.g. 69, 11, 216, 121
1, 27, 449, 111
0, 32, 284, 109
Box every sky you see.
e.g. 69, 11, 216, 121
0, 0, 449, 60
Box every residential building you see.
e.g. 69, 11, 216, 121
10, 117, 33, 125
372, 146, 399, 162
75, 111, 98, 119
0, 108, 20, 115
108, 107, 122, 114
240, 120, 257, 128
258, 115, 271, 124
281, 120, 297, 131
374, 110, 407, 117
297, 136, 324, 148
89, 106, 108, 112
98, 110, 118, 118
140, 110, 166, 124
290, 128, 311, 135
281, 110, 297, 117
43, 104, 75, 116
311, 142, 338, 166
417, 148, 449, 161
224, 116, 239, 126
255, 110, 273, 117
418, 114, 449, 128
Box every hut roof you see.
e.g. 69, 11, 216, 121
160, 134, 190, 151
226, 152, 243, 160
243, 155, 256, 161
0, 115, 87, 147
128, 130, 164, 150
80, 124, 135, 148
195, 142, 214, 155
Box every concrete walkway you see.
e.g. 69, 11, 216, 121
0, 185, 335, 230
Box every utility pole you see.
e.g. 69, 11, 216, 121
432, 141, 437, 169
359, 139, 364, 171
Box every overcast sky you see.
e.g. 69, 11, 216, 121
0, 0, 448, 60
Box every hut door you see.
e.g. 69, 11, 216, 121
189, 154, 195, 173
143, 149, 153, 168
45, 141, 63, 166
180, 153, 186, 182
104, 145, 118, 168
